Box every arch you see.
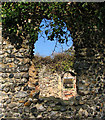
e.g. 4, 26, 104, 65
1, 2, 105, 119
61, 71, 77, 100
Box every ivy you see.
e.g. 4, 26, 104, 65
1, 2, 105, 49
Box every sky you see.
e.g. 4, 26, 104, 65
33, 19, 73, 57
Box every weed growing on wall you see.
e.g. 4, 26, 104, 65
33, 47, 75, 73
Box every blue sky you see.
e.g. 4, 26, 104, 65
33, 19, 73, 57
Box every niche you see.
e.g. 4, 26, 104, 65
62, 71, 77, 100
63, 77, 74, 89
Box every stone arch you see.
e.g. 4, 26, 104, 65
0, 3, 105, 119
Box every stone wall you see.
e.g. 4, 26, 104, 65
38, 65, 61, 98
0, 19, 105, 120
0, 36, 105, 119
0, 36, 31, 118
37, 65, 77, 100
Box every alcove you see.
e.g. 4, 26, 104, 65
61, 71, 76, 100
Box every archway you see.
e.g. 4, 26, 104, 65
29, 18, 75, 99
34, 18, 73, 57
1, 2, 105, 119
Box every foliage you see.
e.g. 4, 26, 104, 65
2, 2, 105, 49
32, 47, 75, 73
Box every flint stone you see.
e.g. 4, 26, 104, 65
3, 60, 7, 64
0, 51, 4, 55
0, 58, 3, 62
21, 78, 28, 83
6, 45, 14, 49
6, 99, 11, 104
23, 85, 29, 91
0, 108, 2, 114
37, 114, 42, 118
7, 59, 12, 63
15, 91, 28, 98
18, 108, 23, 114
23, 73, 29, 78
19, 65, 29, 72
0, 92, 8, 98
78, 108, 88, 117
1, 99, 6, 103
3, 87, 10, 93
13, 113, 20, 117
24, 107, 30, 113
12, 108, 18, 113
14, 73, 21, 79
52, 105, 62, 111
9, 74, 14, 78
78, 86, 86, 90
0, 103, 2, 108
0, 80, 6, 84
15, 53, 24, 58
6, 50, 12, 54
14, 59, 20, 64
60, 107, 67, 112
17, 103, 24, 107
0, 114, 3, 118
1, 73, 8, 78
8, 103, 17, 108
36, 104, 46, 111
30, 107, 37, 113
7, 54, 15, 58
50, 103, 55, 107
50, 111, 57, 116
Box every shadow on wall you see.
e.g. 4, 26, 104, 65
1, 95, 88, 119
21, 63, 84, 119
24, 63, 80, 119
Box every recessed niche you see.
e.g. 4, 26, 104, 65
62, 72, 77, 100
63, 78, 74, 89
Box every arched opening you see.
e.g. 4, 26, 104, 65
61, 71, 77, 100
29, 18, 76, 99
33, 18, 73, 57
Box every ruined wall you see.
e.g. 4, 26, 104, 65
0, 19, 35, 117
0, 24, 105, 119
38, 65, 61, 98
73, 31, 105, 119
37, 65, 77, 100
